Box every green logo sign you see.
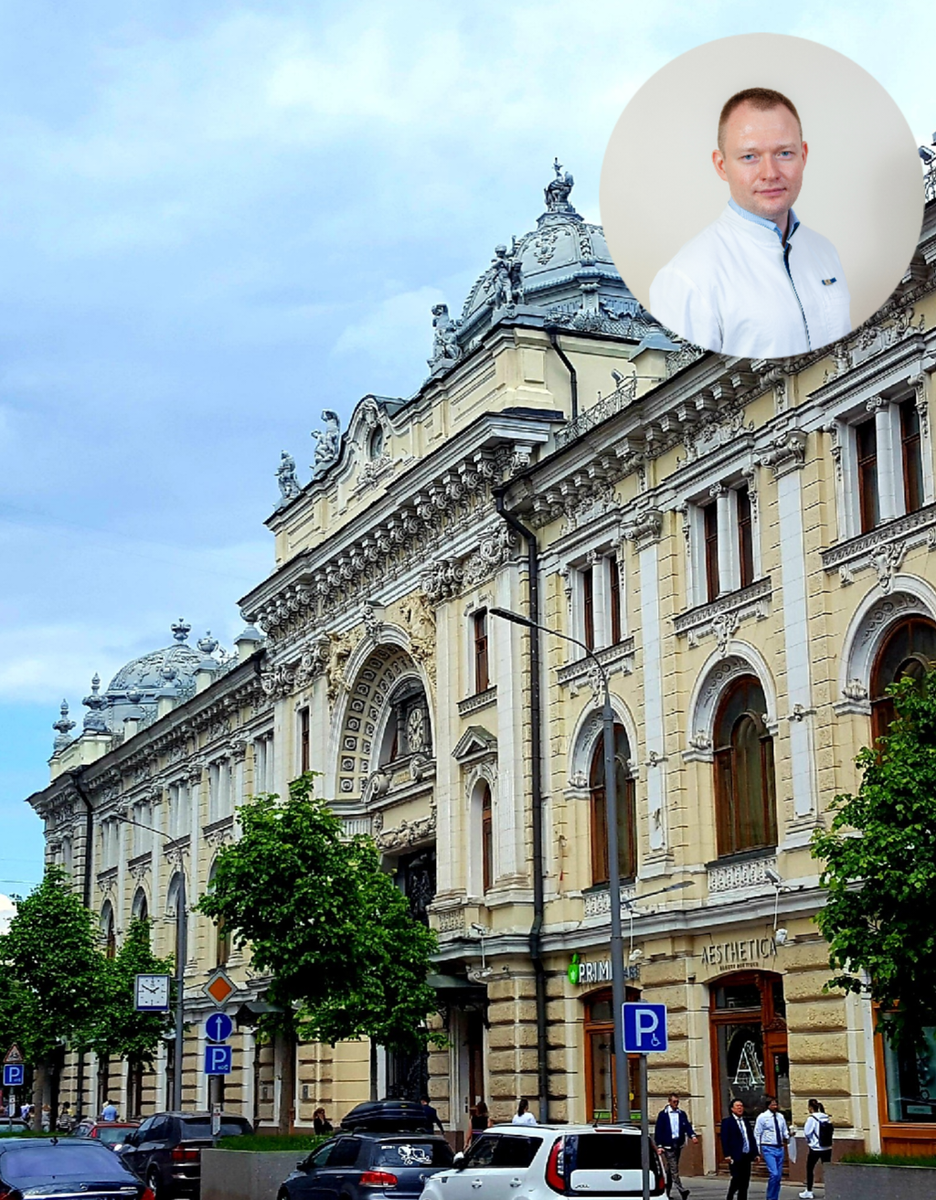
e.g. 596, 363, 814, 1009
567, 953, 580, 985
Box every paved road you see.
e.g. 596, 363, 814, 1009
678, 1179, 821, 1199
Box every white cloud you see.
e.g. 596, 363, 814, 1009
333, 285, 445, 386
0, 895, 16, 935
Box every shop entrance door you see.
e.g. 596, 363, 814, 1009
710, 972, 788, 1168
583, 987, 642, 1122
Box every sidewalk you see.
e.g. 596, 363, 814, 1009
678, 1179, 822, 1199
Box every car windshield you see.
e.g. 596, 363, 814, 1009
180, 1117, 251, 1140
97, 1126, 135, 1144
376, 1141, 454, 1167
575, 1135, 642, 1170
1, 1142, 133, 1183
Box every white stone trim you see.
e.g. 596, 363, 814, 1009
567, 695, 638, 790
685, 641, 779, 761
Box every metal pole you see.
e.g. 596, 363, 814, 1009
172, 872, 186, 1112
640, 1054, 650, 1200
601, 678, 628, 1126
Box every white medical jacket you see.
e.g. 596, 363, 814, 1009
649, 202, 851, 358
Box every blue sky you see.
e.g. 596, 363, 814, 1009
1, 0, 934, 903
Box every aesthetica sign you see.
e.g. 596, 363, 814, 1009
700, 937, 777, 967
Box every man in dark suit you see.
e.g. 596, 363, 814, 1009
720, 1099, 757, 1200
653, 1093, 698, 1199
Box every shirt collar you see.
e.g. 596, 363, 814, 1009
728, 198, 799, 244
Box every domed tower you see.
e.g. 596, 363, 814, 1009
429, 160, 661, 371
100, 618, 207, 730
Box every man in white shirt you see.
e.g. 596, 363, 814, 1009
753, 1096, 790, 1200
649, 87, 850, 358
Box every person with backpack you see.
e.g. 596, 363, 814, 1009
800, 1099, 833, 1199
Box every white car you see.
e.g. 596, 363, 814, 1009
421, 1124, 666, 1200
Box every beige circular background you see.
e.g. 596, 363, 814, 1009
600, 33, 924, 342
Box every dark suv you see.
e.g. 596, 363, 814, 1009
116, 1111, 253, 1198
278, 1132, 454, 1200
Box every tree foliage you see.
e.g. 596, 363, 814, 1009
812, 670, 936, 1050
87, 918, 175, 1064
0, 866, 103, 1062
197, 773, 442, 1050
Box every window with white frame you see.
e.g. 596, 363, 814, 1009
253, 733, 273, 795
687, 480, 758, 606
169, 779, 190, 839
472, 609, 490, 693
837, 391, 931, 539
573, 552, 626, 651
208, 759, 231, 823
132, 800, 151, 857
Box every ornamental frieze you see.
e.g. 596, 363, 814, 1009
373, 799, 437, 853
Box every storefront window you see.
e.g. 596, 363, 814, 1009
584, 988, 641, 1122
883, 1023, 936, 1123
711, 971, 788, 1131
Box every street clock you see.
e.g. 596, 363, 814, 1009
134, 972, 172, 1012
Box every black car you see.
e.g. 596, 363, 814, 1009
279, 1132, 454, 1200
0, 1137, 149, 1200
340, 1100, 436, 1134
116, 1111, 252, 1198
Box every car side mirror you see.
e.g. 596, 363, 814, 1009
453, 1152, 465, 1171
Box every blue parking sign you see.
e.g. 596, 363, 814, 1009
204, 1044, 232, 1075
623, 1003, 668, 1053
3, 1065, 24, 1088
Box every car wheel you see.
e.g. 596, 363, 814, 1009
147, 1169, 163, 1200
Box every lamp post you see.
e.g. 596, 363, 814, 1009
116, 813, 186, 1112
490, 607, 629, 1126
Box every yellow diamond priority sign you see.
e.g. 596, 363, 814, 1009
203, 968, 236, 1008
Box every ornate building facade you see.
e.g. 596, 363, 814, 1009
28, 162, 936, 1168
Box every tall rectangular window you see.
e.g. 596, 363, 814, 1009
473, 610, 489, 693
900, 398, 924, 515
608, 556, 623, 645
857, 418, 880, 532
582, 565, 595, 650
704, 501, 720, 601
737, 485, 754, 589
299, 707, 310, 774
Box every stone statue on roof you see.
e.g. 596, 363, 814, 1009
428, 303, 461, 367
311, 410, 341, 476
545, 158, 575, 212
276, 451, 301, 503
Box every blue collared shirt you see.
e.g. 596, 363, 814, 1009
728, 198, 800, 245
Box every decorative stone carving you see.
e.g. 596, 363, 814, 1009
821, 503, 936, 587
326, 630, 360, 707
623, 507, 663, 550
374, 800, 437, 852
82, 674, 109, 734
674, 577, 772, 650
755, 428, 807, 478
842, 679, 868, 702
53, 699, 76, 752
420, 559, 464, 603
871, 540, 908, 592
491, 242, 524, 309
400, 594, 437, 684
583, 884, 636, 918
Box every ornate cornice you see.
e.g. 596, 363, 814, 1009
673, 576, 772, 651
821, 504, 936, 589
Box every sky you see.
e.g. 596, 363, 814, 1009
1, 0, 934, 902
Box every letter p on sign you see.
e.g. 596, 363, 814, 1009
204, 1044, 232, 1075
623, 1002, 668, 1053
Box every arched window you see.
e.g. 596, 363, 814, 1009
378, 680, 432, 766
131, 887, 149, 926
714, 676, 777, 857
166, 872, 186, 966
481, 784, 493, 894
207, 862, 229, 968
101, 901, 116, 960
589, 724, 637, 885
870, 616, 936, 742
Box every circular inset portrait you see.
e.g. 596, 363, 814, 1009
600, 34, 924, 360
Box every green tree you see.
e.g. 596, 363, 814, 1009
812, 669, 936, 1050
87, 918, 175, 1072
0, 866, 106, 1120
197, 774, 442, 1051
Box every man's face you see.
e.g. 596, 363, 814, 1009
669, 1096, 679, 1109
731, 1101, 745, 1117
768, 1099, 779, 1112
713, 101, 807, 229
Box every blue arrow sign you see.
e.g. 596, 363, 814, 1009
204, 1044, 232, 1075
3, 1065, 24, 1088
204, 1011, 233, 1043
623, 1002, 668, 1053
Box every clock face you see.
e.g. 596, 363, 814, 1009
135, 973, 171, 1011
405, 707, 426, 753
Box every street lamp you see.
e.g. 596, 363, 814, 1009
489, 607, 630, 1124
115, 813, 187, 1111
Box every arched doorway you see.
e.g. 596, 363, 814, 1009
710, 972, 788, 1160
583, 986, 642, 1122
870, 615, 936, 742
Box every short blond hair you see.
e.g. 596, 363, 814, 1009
718, 87, 802, 152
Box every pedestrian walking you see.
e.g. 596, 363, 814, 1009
467, 1100, 491, 1145
799, 1099, 833, 1199
720, 1099, 757, 1200
653, 1093, 699, 1199
511, 1098, 537, 1126
753, 1096, 790, 1200
421, 1093, 445, 1133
